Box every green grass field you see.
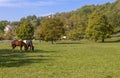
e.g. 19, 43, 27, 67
0, 40, 120, 78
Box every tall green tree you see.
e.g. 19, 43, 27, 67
15, 19, 34, 40
0, 31, 4, 40
40, 18, 64, 44
86, 11, 113, 42
20, 15, 41, 28
34, 26, 42, 40
67, 14, 85, 40
11, 21, 20, 26
108, 10, 120, 33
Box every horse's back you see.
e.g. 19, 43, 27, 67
11, 40, 22, 46
11, 40, 17, 45
26, 40, 33, 46
11, 39, 28, 51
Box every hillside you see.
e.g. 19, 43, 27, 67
0, 0, 120, 41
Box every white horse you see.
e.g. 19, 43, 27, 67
23, 40, 34, 51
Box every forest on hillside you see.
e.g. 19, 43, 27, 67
0, 0, 120, 42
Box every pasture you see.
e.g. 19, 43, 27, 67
0, 40, 120, 78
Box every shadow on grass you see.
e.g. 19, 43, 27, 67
105, 39, 120, 43
98, 39, 120, 43
0, 49, 56, 67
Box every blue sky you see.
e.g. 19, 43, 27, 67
0, 0, 115, 21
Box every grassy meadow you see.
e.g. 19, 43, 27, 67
0, 39, 120, 78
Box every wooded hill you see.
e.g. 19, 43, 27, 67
0, 0, 120, 42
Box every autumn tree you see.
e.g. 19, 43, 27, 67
67, 14, 86, 40
86, 11, 113, 42
34, 26, 42, 41
15, 19, 34, 40
107, 10, 120, 33
40, 18, 64, 44
4, 32, 13, 40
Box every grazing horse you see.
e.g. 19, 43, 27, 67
23, 40, 34, 51
11, 40, 28, 51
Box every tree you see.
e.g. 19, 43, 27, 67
67, 27, 84, 40
15, 19, 34, 40
0, 31, 4, 40
0, 20, 9, 33
107, 10, 120, 33
4, 32, 13, 40
66, 14, 86, 40
40, 18, 64, 44
20, 15, 41, 28
34, 26, 42, 41
86, 11, 113, 42
11, 21, 20, 26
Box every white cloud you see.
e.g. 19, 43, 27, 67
0, 0, 55, 7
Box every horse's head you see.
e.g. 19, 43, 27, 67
21, 41, 28, 51
24, 44, 28, 51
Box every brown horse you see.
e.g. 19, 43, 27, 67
11, 40, 28, 51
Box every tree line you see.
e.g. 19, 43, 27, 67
0, 0, 120, 43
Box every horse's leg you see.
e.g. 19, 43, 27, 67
32, 46, 34, 51
30, 46, 32, 51
12, 44, 16, 52
20, 46, 22, 52
28, 45, 30, 51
